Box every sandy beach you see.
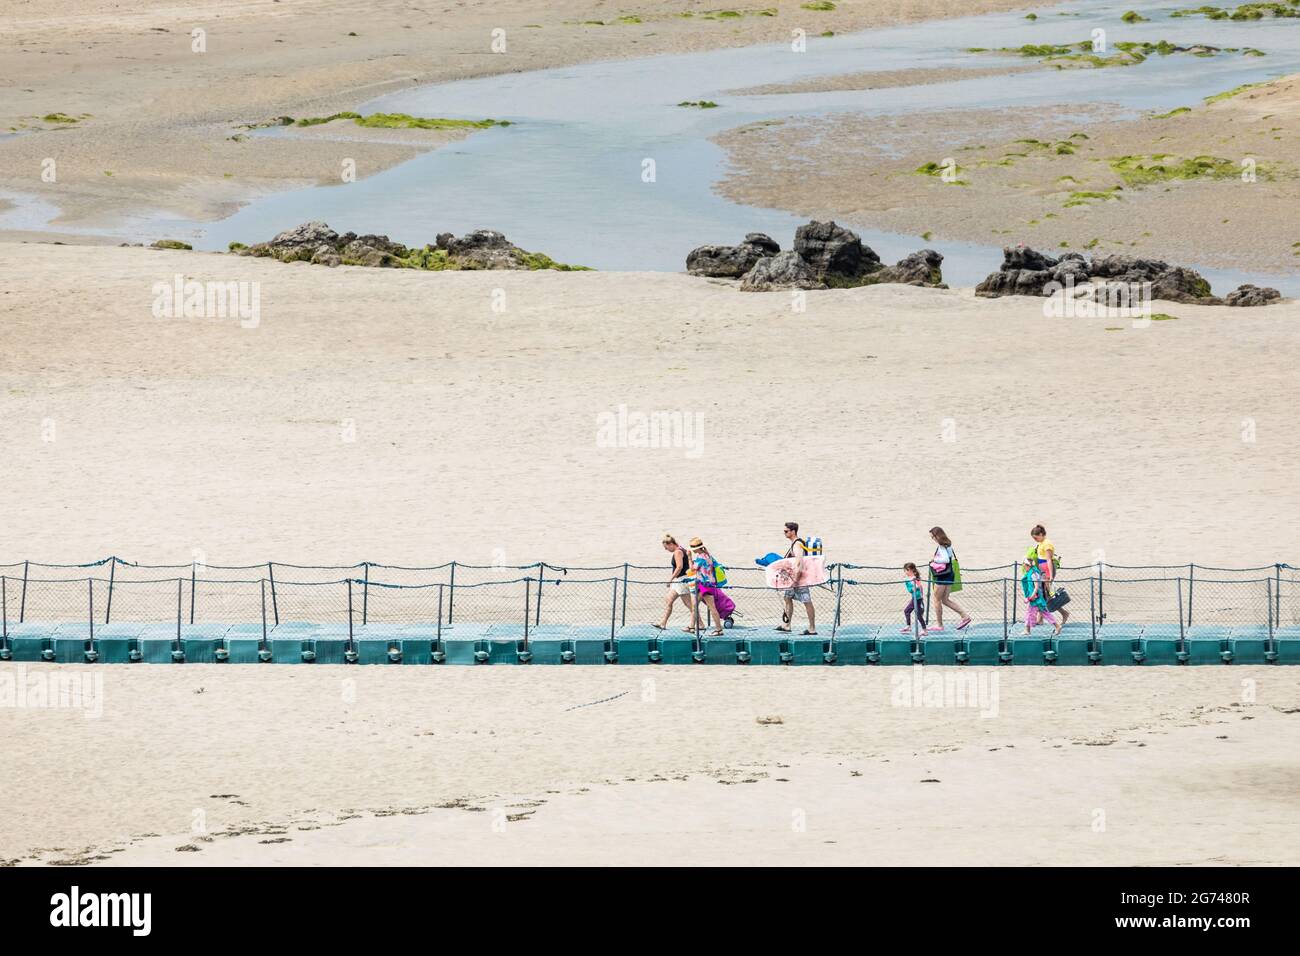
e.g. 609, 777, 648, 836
2, 244, 1297, 864
2, 243, 1299, 567
3, 664, 1297, 866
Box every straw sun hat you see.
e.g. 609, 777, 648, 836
688, 537, 705, 551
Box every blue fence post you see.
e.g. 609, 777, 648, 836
362, 562, 369, 626
347, 578, 354, 650
1187, 564, 1194, 627
260, 578, 268, 646
833, 564, 843, 629
831, 575, 843, 639
1176, 577, 1185, 651
267, 562, 280, 626
436, 583, 444, 642
534, 562, 544, 626
1267, 578, 1274, 652
189, 562, 196, 624
1002, 575, 1009, 642
19, 560, 28, 624
1090, 575, 1096, 644
1097, 562, 1105, 626
1276, 564, 1283, 630
1010, 563, 1018, 625
105, 556, 116, 624
621, 563, 628, 627
448, 561, 457, 624
524, 577, 531, 647
1, 576, 6, 644
610, 576, 619, 642
176, 578, 183, 648
88, 577, 95, 642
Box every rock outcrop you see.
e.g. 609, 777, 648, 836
1225, 283, 1282, 307
230, 221, 586, 271
443, 229, 536, 270
1087, 254, 1214, 304
872, 248, 946, 287
739, 251, 826, 291
686, 233, 780, 278
684, 220, 946, 292
975, 246, 1231, 304
792, 220, 882, 286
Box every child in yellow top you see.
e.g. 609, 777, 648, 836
1030, 524, 1069, 625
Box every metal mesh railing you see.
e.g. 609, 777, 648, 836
2, 558, 1296, 642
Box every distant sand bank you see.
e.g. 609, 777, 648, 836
716, 74, 1300, 274
0, 0, 1056, 235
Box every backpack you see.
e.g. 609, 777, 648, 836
803, 536, 823, 556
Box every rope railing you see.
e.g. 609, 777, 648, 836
1, 567, 1292, 635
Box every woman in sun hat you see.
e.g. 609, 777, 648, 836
685, 537, 725, 636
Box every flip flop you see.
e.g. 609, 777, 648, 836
956, 618, 972, 630
775, 625, 791, 633
708, 629, 725, 637
650, 624, 666, 631
802, 630, 818, 636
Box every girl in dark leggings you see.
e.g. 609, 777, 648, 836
902, 562, 928, 635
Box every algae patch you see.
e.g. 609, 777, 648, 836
294, 112, 510, 130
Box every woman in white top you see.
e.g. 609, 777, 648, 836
927, 526, 972, 631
